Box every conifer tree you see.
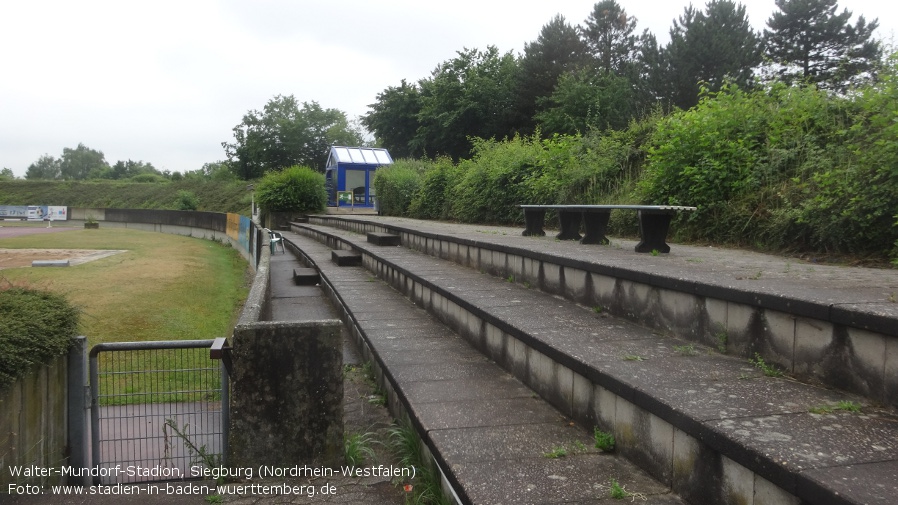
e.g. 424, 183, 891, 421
764, 0, 880, 91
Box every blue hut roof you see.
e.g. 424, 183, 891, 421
326, 146, 393, 168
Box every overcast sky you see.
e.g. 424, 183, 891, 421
2, 0, 895, 177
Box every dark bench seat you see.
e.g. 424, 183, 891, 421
520, 204, 696, 253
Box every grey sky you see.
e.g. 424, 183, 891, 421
1, 0, 895, 177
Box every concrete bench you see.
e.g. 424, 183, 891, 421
520, 204, 696, 253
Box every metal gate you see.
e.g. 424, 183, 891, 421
89, 340, 228, 484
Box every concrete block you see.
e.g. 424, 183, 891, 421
292, 268, 320, 286
527, 348, 553, 399
593, 384, 617, 430
721, 455, 754, 505
509, 338, 528, 379
508, 255, 524, 282
522, 257, 540, 286
564, 267, 589, 304
793, 317, 832, 378
704, 298, 729, 349
846, 326, 887, 399
541, 262, 563, 294
491, 250, 507, 277
555, 364, 574, 418
367, 231, 400, 247
458, 244, 470, 267
754, 474, 800, 505
765, 309, 797, 370
448, 242, 459, 263
886, 336, 898, 405
484, 323, 504, 362
230, 321, 343, 468
619, 280, 652, 321
726, 303, 757, 356
615, 397, 674, 484
331, 249, 361, 266
571, 372, 594, 425
656, 288, 700, 338
32, 260, 69, 267
590, 272, 617, 308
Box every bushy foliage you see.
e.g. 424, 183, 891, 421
0, 286, 80, 390
372, 161, 424, 216
175, 190, 199, 211
796, 57, 898, 256
255, 165, 327, 214
408, 157, 461, 220
638, 82, 882, 251
371, 59, 898, 262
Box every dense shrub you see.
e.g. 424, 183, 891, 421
795, 57, 898, 257
367, 57, 898, 262
0, 286, 80, 390
408, 157, 459, 220
639, 83, 857, 248
255, 165, 326, 214
372, 161, 424, 216
175, 190, 199, 210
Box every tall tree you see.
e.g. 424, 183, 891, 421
25, 155, 62, 180
581, 0, 638, 75
764, 0, 880, 91
666, 0, 762, 109
535, 67, 636, 134
223, 96, 364, 179
516, 15, 590, 134
60, 143, 109, 180
362, 79, 423, 159
413, 46, 520, 160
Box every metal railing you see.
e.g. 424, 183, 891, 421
89, 340, 228, 484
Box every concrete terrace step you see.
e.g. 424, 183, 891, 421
332, 249, 363, 266
367, 231, 401, 246
289, 221, 898, 505
278, 230, 685, 505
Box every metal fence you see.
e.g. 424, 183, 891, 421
89, 340, 228, 484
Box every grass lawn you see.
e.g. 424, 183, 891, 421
1, 226, 250, 403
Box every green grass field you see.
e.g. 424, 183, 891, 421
1, 226, 250, 403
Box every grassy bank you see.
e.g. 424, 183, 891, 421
0, 179, 253, 214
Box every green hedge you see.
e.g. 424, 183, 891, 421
369, 57, 898, 262
255, 165, 326, 214
0, 287, 80, 390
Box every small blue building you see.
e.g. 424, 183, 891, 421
325, 146, 393, 208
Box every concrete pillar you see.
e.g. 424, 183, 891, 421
229, 320, 343, 468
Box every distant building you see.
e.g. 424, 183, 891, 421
325, 146, 393, 208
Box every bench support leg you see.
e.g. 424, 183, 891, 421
581, 212, 611, 245
635, 212, 673, 253
556, 210, 582, 241
522, 209, 546, 237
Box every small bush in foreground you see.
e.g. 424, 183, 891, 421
0, 285, 80, 390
